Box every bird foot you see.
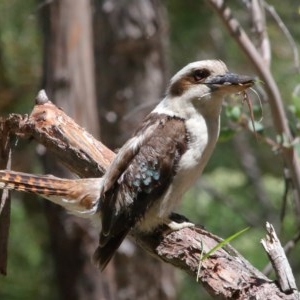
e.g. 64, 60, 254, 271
162, 212, 195, 232
164, 212, 195, 233
166, 219, 195, 231
165, 212, 195, 231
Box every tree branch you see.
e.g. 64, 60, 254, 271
0, 119, 12, 275
247, 0, 271, 67
207, 0, 300, 210
0, 94, 299, 298
263, 1, 300, 73
261, 222, 298, 293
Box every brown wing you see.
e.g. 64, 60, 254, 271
94, 114, 188, 270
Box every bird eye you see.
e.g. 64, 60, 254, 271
192, 69, 210, 82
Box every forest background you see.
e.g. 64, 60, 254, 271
0, 1, 299, 299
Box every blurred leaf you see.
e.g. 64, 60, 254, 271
290, 92, 300, 119
225, 105, 242, 122
219, 127, 237, 141
294, 142, 300, 157
248, 120, 264, 133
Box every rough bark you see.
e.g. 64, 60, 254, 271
93, 0, 169, 148
261, 223, 298, 293
41, 0, 99, 136
39, 1, 114, 299
93, 1, 175, 299
0, 120, 12, 275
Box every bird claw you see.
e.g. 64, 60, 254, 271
165, 219, 195, 232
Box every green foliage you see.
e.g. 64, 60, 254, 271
219, 126, 238, 142
0, 0, 42, 113
0, 4, 48, 297
165, 0, 215, 70
0, 197, 58, 300
288, 82, 300, 139
225, 105, 242, 122
248, 120, 264, 133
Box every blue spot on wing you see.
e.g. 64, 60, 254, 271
143, 176, 151, 186
128, 159, 161, 194
132, 179, 141, 187
153, 171, 160, 180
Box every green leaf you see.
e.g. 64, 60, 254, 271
248, 120, 264, 133
294, 142, 300, 157
201, 227, 250, 261
225, 105, 242, 122
290, 94, 300, 119
219, 127, 237, 141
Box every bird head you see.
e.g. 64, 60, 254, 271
165, 60, 254, 118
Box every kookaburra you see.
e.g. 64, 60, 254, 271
0, 60, 254, 270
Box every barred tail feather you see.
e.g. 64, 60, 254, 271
0, 170, 72, 196
0, 170, 103, 217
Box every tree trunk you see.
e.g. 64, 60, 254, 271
40, 1, 116, 299
94, 0, 169, 148
93, 1, 176, 299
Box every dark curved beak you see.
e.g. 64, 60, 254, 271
205, 72, 254, 88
